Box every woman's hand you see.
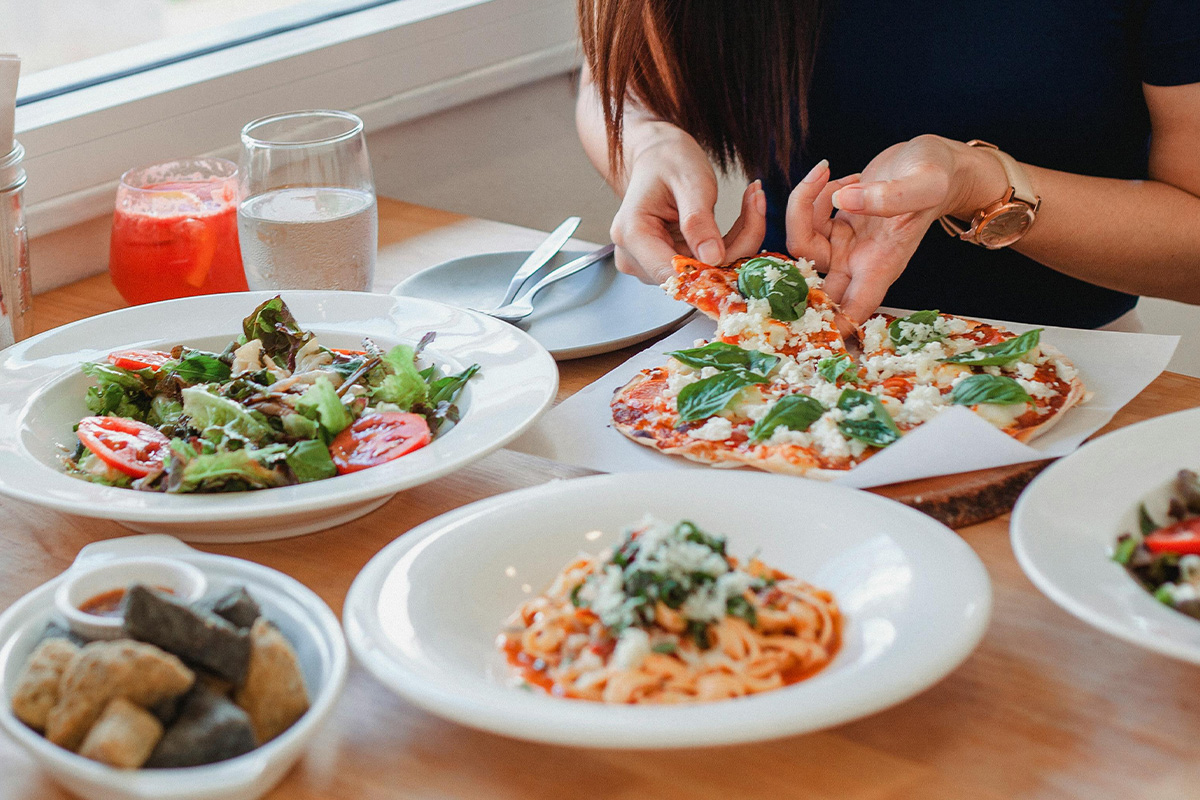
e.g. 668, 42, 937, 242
610, 125, 767, 284
787, 134, 1008, 323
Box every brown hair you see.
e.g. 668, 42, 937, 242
578, 0, 825, 178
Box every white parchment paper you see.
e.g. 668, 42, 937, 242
509, 313, 1179, 488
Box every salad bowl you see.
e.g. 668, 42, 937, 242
0, 291, 558, 541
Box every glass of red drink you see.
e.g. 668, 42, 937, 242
109, 158, 248, 305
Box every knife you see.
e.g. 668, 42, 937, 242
497, 216, 581, 306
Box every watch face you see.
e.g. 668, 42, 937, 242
978, 205, 1035, 249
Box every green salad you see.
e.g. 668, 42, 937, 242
64, 297, 478, 493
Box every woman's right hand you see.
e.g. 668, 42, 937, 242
609, 125, 766, 285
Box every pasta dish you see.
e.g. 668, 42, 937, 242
498, 517, 841, 704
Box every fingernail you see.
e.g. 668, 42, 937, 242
801, 159, 830, 183
831, 186, 864, 212
697, 240, 723, 265
755, 189, 767, 216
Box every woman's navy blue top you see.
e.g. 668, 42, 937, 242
760, 0, 1200, 328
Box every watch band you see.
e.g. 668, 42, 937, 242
938, 140, 1040, 242
966, 140, 1039, 209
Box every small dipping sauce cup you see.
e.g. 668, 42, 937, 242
55, 557, 207, 641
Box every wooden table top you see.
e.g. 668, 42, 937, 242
5, 199, 1200, 800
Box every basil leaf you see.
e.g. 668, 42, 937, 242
749, 394, 826, 443
950, 374, 1032, 406
889, 310, 943, 351
836, 388, 901, 448
735, 257, 808, 322
668, 341, 779, 375
941, 328, 1042, 366
1138, 504, 1158, 536
817, 354, 859, 384
676, 369, 767, 423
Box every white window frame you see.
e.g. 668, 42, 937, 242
15, 0, 579, 238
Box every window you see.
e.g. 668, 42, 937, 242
6, 0, 402, 104
8, 0, 578, 238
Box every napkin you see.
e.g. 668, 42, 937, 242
509, 313, 1180, 488
0, 55, 17, 154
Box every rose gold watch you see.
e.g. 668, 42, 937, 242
938, 140, 1040, 249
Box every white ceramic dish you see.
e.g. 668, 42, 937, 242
0, 535, 348, 800
392, 250, 694, 360
0, 290, 558, 542
1012, 406, 1200, 663
344, 471, 992, 748
55, 557, 208, 640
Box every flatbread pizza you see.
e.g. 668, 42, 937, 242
611, 252, 1087, 476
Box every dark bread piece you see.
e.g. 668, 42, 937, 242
123, 585, 250, 684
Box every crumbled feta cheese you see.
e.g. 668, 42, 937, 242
689, 417, 733, 441
845, 403, 872, 421
611, 627, 651, 670
936, 316, 971, 335
810, 411, 851, 459
1013, 361, 1037, 380
1053, 358, 1078, 382
664, 364, 700, 399
791, 306, 833, 336
862, 316, 888, 353
808, 380, 843, 408
896, 383, 947, 425
1016, 378, 1057, 400
763, 264, 784, 283
699, 366, 721, 379
767, 426, 814, 447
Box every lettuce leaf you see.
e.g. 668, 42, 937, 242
182, 387, 277, 445
241, 296, 313, 367
370, 345, 429, 409
296, 377, 353, 438
165, 442, 289, 493
285, 440, 338, 483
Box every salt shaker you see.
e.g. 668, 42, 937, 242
0, 140, 30, 349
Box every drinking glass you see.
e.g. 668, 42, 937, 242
109, 158, 247, 305
238, 110, 377, 291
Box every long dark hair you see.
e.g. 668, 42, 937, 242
578, 0, 825, 178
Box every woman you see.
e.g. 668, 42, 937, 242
576, 1, 1200, 329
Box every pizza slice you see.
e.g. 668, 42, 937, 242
664, 252, 849, 368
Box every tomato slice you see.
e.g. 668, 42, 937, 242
108, 349, 173, 372
1144, 518, 1200, 555
77, 416, 170, 478
330, 348, 368, 356
330, 412, 431, 474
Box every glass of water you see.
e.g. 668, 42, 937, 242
237, 110, 378, 291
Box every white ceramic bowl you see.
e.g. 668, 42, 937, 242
0, 535, 348, 800
0, 291, 558, 542
55, 556, 208, 640
344, 471, 992, 748
1012, 406, 1200, 663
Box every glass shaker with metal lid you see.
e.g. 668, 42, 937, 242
0, 140, 30, 349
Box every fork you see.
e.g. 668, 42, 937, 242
473, 244, 615, 322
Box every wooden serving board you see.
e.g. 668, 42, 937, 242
866, 371, 1200, 528
870, 460, 1052, 529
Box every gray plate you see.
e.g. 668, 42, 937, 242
391, 250, 694, 360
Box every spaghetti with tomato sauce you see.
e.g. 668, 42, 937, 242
498, 517, 841, 704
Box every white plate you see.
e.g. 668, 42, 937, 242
391, 250, 694, 360
1012, 406, 1200, 663
0, 291, 558, 542
0, 535, 348, 800
343, 471, 992, 748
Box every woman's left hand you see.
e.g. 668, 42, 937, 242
787, 134, 1008, 323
